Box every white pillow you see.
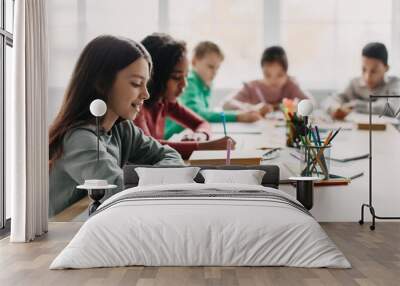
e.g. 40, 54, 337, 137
135, 167, 201, 186
200, 169, 266, 185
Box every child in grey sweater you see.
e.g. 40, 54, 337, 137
324, 42, 400, 120
49, 36, 183, 216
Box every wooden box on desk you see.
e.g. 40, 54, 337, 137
357, 123, 386, 131
188, 150, 264, 166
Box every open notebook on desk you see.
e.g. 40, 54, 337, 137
168, 129, 191, 142
329, 165, 364, 181
211, 122, 263, 134
327, 152, 369, 163
327, 141, 369, 162
168, 132, 277, 151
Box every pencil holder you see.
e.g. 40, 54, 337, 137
300, 143, 331, 179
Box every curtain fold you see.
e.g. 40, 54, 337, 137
9, 0, 49, 242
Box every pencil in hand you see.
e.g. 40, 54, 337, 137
221, 112, 227, 137
226, 138, 232, 165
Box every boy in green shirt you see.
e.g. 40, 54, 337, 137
165, 41, 266, 139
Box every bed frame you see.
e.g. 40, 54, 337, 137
123, 164, 280, 189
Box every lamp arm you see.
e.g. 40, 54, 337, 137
96, 117, 99, 162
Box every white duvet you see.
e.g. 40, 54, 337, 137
50, 183, 350, 269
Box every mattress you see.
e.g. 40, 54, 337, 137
50, 183, 350, 269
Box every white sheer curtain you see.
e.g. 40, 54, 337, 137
7, 0, 49, 242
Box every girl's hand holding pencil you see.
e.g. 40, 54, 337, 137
226, 138, 233, 165
198, 136, 236, 150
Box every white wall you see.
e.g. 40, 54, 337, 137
47, 0, 400, 123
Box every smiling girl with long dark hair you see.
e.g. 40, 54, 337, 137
49, 35, 183, 215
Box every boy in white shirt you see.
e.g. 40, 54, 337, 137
325, 42, 400, 120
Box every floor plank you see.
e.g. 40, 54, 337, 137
0, 222, 399, 286
51, 197, 90, 222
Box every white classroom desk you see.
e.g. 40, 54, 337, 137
180, 114, 400, 222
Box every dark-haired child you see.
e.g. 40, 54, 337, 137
325, 42, 400, 120
223, 46, 309, 112
134, 34, 235, 159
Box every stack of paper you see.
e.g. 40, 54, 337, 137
188, 150, 264, 166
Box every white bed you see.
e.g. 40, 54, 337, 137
50, 183, 351, 269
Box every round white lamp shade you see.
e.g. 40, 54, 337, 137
90, 99, 107, 117
297, 99, 314, 116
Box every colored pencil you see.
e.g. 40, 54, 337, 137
221, 112, 227, 137
315, 126, 321, 146
323, 130, 333, 145
226, 138, 232, 165
327, 127, 342, 145
262, 147, 281, 157
310, 128, 319, 146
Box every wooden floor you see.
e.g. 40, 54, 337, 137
50, 196, 90, 222
0, 222, 399, 286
